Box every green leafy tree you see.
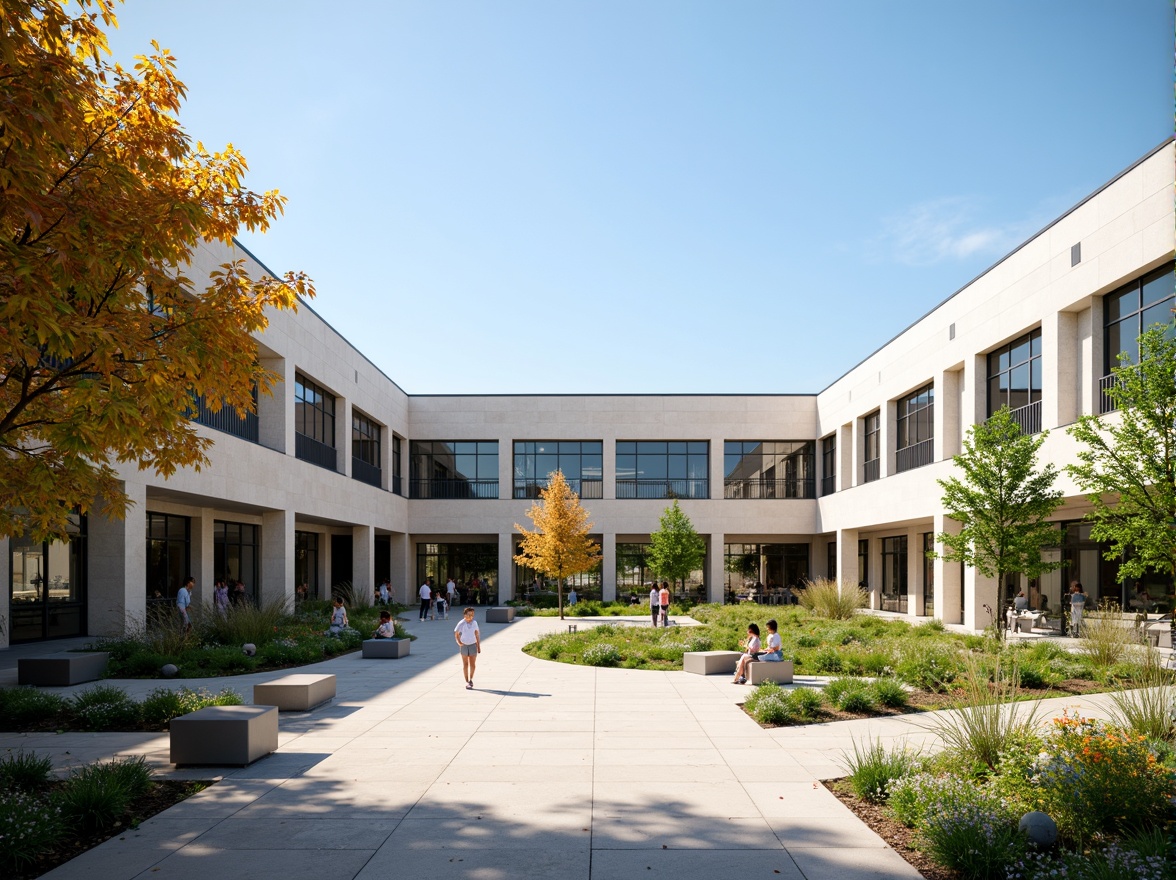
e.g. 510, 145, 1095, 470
1067, 323, 1176, 584
646, 500, 706, 593
935, 406, 1064, 630
514, 470, 602, 619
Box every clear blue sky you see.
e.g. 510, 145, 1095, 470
105, 1, 1172, 395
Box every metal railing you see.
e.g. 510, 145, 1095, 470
1007, 400, 1042, 435
351, 457, 382, 488
723, 478, 815, 499
514, 479, 603, 500
895, 438, 933, 473
1099, 373, 1118, 414
189, 395, 259, 443
820, 475, 836, 496
615, 479, 709, 500
862, 458, 880, 483
409, 478, 499, 499
295, 433, 337, 471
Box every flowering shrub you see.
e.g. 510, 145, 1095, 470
886, 772, 939, 827
583, 643, 621, 667
0, 789, 65, 871
916, 774, 1023, 879
1008, 843, 1169, 880
70, 685, 141, 731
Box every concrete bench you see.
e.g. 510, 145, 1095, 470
362, 638, 410, 659
748, 660, 795, 685
253, 674, 336, 711
486, 607, 516, 623
683, 650, 742, 675
170, 704, 278, 766
18, 651, 109, 686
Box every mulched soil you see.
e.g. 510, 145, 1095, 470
826, 778, 960, 880
13, 779, 209, 880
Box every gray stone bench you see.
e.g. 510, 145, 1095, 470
683, 650, 742, 675
170, 704, 278, 766
486, 607, 516, 624
748, 660, 795, 685
362, 638, 410, 659
18, 651, 109, 686
253, 674, 336, 711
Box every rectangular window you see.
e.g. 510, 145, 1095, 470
987, 329, 1042, 433
881, 535, 908, 613
1102, 262, 1175, 412
862, 412, 880, 483
513, 441, 603, 499
351, 411, 382, 488
146, 512, 190, 606
858, 539, 869, 588
295, 531, 319, 602
826, 541, 837, 581
410, 441, 499, 499
896, 383, 934, 473
294, 374, 337, 470
214, 521, 259, 606
820, 435, 836, 496
620, 542, 707, 596
9, 513, 86, 643
616, 441, 709, 499
922, 532, 934, 618
392, 435, 403, 496
723, 441, 814, 499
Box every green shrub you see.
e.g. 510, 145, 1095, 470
795, 633, 820, 648
787, 687, 824, 720
192, 645, 259, 674
836, 683, 876, 713
1012, 843, 1171, 880
116, 649, 172, 678
58, 759, 140, 831
928, 658, 1040, 770
70, 685, 141, 731
913, 620, 946, 636
840, 737, 921, 802
811, 646, 844, 673
1080, 600, 1142, 668
798, 577, 867, 619
139, 686, 244, 728
198, 597, 292, 647
256, 640, 322, 668
0, 751, 53, 789
0, 789, 65, 872
744, 682, 794, 725
1013, 662, 1050, 690
822, 677, 858, 704
871, 678, 909, 709
1106, 658, 1176, 742
583, 643, 621, 667
0, 687, 69, 728
917, 775, 1023, 879
887, 772, 937, 827
894, 646, 960, 692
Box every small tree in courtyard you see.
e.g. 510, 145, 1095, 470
646, 500, 706, 596
514, 470, 602, 619
1067, 323, 1176, 588
935, 406, 1064, 637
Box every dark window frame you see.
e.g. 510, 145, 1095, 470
821, 435, 836, 496
896, 383, 934, 473
723, 440, 814, 499
616, 440, 709, 500
513, 440, 604, 499
410, 440, 500, 499
862, 412, 880, 483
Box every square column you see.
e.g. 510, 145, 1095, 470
906, 526, 923, 618
193, 509, 215, 601
601, 533, 616, 602
1044, 310, 1079, 429
707, 534, 725, 604
497, 532, 513, 601
1079, 298, 1104, 417
933, 514, 963, 624
937, 368, 962, 461
838, 423, 853, 491
390, 532, 410, 605
882, 399, 897, 479
260, 509, 295, 609
88, 480, 147, 637
965, 566, 998, 632
836, 528, 859, 587
258, 355, 291, 455
352, 524, 374, 600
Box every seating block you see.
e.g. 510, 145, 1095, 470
170, 705, 278, 766
18, 652, 109, 686
748, 661, 795, 685
486, 607, 516, 623
253, 674, 336, 711
683, 650, 742, 675
362, 638, 411, 659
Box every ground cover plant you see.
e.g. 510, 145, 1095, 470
0, 684, 244, 733
89, 599, 410, 679
0, 751, 207, 879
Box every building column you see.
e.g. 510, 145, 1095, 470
1044, 310, 1078, 429
352, 524, 374, 602
906, 526, 923, 618
0, 537, 9, 649
934, 514, 963, 625
340, 397, 353, 477
707, 534, 725, 604
882, 399, 897, 479
258, 354, 292, 455
965, 566, 999, 632
836, 527, 859, 587
390, 532, 411, 605
192, 509, 215, 602
1079, 298, 1104, 417
851, 417, 864, 488
938, 368, 962, 461
497, 531, 513, 602
260, 509, 295, 609
601, 533, 616, 602
838, 423, 853, 491
962, 353, 986, 432
88, 479, 147, 637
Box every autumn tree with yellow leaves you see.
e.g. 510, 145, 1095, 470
0, 0, 313, 541
514, 470, 602, 619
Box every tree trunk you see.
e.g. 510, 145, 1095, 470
557, 575, 564, 620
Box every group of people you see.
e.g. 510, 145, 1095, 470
648, 582, 672, 627
172, 576, 250, 632
418, 577, 457, 621
732, 619, 785, 684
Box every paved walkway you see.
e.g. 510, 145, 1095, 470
1, 613, 1122, 880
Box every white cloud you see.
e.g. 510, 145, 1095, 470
873, 196, 1037, 267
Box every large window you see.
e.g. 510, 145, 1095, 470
415, 543, 499, 600
821, 435, 836, 496
723, 543, 809, 601
881, 535, 907, 613
987, 329, 1042, 433
618, 543, 707, 596
9, 513, 86, 643
295, 531, 319, 602
896, 383, 934, 473
862, 412, 880, 483
1102, 263, 1176, 413
352, 411, 382, 488
858, 539, 869, 588
514, 441, 603, 499
147, 512, 189, 608
616, 441, 708, 499
514, 538, 602, 597
215, 521, 259, 605
723, 441, 814, 499
410, 441, 499, 499
294, 374, 336, 470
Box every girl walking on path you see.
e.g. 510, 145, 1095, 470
454, 607, 481, 689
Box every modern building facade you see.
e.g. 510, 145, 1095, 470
2, 140, 1173, 647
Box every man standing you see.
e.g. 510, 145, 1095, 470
419, 578, 433, 621
176, 576, 194, 633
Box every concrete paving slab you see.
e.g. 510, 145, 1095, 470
787, 846, 925, 879
591, 814, 784, 849
590, 848, 804, 880
36, 818, 220, 880
356, 844, 590, 880
135, 845, 377, 880
191, 817, 399, 850
768, 816, 892, 849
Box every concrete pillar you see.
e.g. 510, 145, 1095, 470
852, 417, 865, 488
319, 533, 333, 603
965, 566, 999, 632
192, 509, 215, 602
1045, 310, 1079, 429
260, 509, 294, 609
882, 399, 897, 479
390, 532, 411, 605
938, 368, 962, 460
709, 438, 725, 501
601, 533, 616, 602
838, 423, 853, 491
603, 439, 616, 500
869, 539, 883, 610
708, 533, 725, 604
258, 354, 291, 455
962, 353, 986, 432
0, 537, 9, 649
907, 526, 923, 617
836, 527, 859, 587
340, 397, 353, 477
88, 480, 147, 637
1079, 299, 1103, 417
497, 531, 513, 602
352, 524, 374, 601
499, 438, 512, 502
934, 514, 963, 624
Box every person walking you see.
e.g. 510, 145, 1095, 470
454, 606, 481, 689
213, 579, 230, 617
419, 579, 433, 621
649, 583, 660, 627
176, 576, 194, 633
1069, 581, 1087, 637
658, 582, 671, 627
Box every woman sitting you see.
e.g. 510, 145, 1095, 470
760, 619, 783, 662
732, 623, 761, 684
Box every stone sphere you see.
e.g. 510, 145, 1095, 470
1018, 811, 1057, 848
242, 643, 257, 656
160, 663, 178, 678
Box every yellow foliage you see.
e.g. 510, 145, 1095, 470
0, 1, 314, 540
514, 471, 602, 609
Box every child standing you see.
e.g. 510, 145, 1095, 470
454, 607, 481, 689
